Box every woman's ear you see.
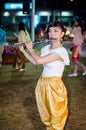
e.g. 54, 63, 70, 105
61, 32, 65, 38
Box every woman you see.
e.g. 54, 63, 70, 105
15, 22, 31, 71
19, 21, 70, 130
69, 18, 86, 77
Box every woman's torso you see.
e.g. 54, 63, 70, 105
71, 26, 83, 45
18, 30, 31, 43
41, 45, 70, 77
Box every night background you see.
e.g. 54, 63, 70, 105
0, 0, 86, 21
0, 0, 86, 10
0, 0, 86, 40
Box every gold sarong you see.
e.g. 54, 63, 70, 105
35, 76, 68, 130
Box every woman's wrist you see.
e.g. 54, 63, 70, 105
21, 49, 25, 53
29, 48, 33, 52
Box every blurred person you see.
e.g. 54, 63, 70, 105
19, 21, 70, 130
0, 25, 6, 67
68, 18, 86, 77
15, 22, 31, 71
82, 22, 86, 44
38, 28, 45, 39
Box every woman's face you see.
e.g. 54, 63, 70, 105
48, 27, 64, 42
74, 20, 79, 26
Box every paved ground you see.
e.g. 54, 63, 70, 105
0, 45, 86, 130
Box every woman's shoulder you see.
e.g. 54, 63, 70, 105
52, 46, 67, 51
59, 46, 68, 52
53, 46, 68, 55
41, 45, 50, 53
18, 30, 25, 34
42, 44, 50, 50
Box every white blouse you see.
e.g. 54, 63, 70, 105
41, 45, 70, 77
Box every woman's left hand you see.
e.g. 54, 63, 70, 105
19, 45, 24, 52
25, 41, 33, 51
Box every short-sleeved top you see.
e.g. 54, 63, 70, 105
41, 45, 70, 77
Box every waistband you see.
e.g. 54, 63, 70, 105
40, 75, 61, 81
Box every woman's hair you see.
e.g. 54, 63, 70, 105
47, 21, 66, 39
74, 18, 82, 27
73, 18, 83, 34
18, 22, 27, 34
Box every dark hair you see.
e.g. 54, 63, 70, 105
74, 18, 82, 27
47, 21, 66, 39
73, 18, 83, 34
47, 21, 66, 33
18, 22, 27, 34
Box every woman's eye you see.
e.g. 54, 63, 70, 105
48, 30, 51, 32
54, 30, 58, 32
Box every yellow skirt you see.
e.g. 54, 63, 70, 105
35, 76, 68, 130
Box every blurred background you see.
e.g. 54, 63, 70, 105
0, 0, 86, 42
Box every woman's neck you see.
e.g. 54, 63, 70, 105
50, 41, 63, 49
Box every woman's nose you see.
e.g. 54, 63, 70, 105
50, 31, 54, 36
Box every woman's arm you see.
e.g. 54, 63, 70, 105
19, 46, 37, 65
20, 42, 64, 65
26, 42, 64, 64
30, 49, 64, 64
